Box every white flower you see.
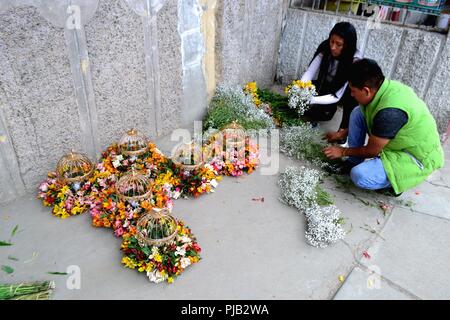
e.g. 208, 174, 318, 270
180, 257, 191, 269
147, 269, 166, 283
112, 160, 121, 168
172, 190, 181, 199
175, 246, 186, 257
115, 155, 124, 161
177, 235, 192, 244
287, 84, 317, 116
210, 179, 219, 188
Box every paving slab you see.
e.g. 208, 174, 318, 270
359, 206, 450, 300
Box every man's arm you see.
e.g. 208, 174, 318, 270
323, 135, 390, 160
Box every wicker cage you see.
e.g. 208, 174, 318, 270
118, 129, 149, 156
56, 150, 94, 183
172, 142, 204, 171
115, 170, 153, 202
136, 208, 178, 247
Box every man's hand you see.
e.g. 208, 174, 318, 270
323, 146, 345, 159
323, 128, 348, 143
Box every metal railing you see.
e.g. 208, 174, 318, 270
290, 0, 449, 33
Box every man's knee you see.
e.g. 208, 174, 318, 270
350, 165, 367, 189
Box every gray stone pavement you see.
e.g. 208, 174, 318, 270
0, 111, 449, 300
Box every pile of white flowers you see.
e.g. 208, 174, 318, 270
279, 166, 346, 248
278, 166, 322, 211
208, 85, 275, 130
280, 124, 330, 169
286, 81, 317, 116
304, 204, 346, 248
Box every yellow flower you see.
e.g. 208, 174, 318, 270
167, 277, 174, 284
122, 256, 137, 269
153, 254, 162, 263
145, 263, 155, 272
138, 263, 146, 272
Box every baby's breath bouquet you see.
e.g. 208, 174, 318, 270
284, 80, 317, 116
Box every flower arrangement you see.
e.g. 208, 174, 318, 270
284, 80, 317, 116
121, 220, 201, 284
38, 172, 92, 219
278, 166, 345, 248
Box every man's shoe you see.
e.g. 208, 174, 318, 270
376, 187, 403, 197
325, 160, 354, 175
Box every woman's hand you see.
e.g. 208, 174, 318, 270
324, 128, 348, 143
323, 146, 345, 159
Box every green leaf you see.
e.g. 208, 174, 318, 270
47, 272, 68, 275
2, 265, 14, 274
141, 246, 151, 256
8, 255, 19, 261
11, 225, 19, 238
0, 241, 12, 246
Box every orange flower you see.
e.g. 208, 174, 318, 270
117, 201, 126, 211
141, 200, 152, 211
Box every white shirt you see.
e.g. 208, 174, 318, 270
301, 49, 363, 105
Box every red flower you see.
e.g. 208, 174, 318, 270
46, 196, 55, 204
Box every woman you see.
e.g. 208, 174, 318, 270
301, 22, 362, 143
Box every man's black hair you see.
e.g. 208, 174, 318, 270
348, 59, 385, 90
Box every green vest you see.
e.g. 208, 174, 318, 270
361, 79, 444, 194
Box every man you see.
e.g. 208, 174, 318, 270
323, 59, 444, 196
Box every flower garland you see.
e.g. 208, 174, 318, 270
38, 172, 92, 219
284, 80, 317, 116
279, 166, 345, 248
169, 163, 221, 198
121, 220, 201, 284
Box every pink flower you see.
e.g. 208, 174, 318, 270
39, 183, 49, 192
114, 228, 124, 237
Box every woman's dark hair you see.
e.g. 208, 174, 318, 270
311, 22, 358, 96
348, 59, 385, 90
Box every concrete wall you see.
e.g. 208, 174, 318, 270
215, 0, 288, 88
0, 6, 84, 202
277, 8, 450, 135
